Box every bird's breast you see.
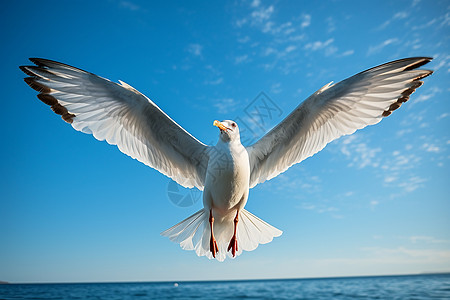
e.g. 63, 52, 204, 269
205, 143, 250, 211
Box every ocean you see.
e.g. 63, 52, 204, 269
1, 273, 449, 299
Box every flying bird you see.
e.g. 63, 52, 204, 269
20, 57, 433, 261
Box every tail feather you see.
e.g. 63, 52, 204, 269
161, 209, 205, 250
238, 209, 283, 252
161, 209, 282, 261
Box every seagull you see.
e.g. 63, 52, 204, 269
20, 57, 433, 261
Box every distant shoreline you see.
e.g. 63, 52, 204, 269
4, 272, 450, 285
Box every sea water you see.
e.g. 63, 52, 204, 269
1, 273, 449, 299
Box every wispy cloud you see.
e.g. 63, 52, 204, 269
304, 38, 334, 51
326, 17, 336, 33
332, 132, 434, 195
362, 246, 450, 261
204, 77, 223, 85
250, 5, 274, 24
431, 54, 450, 73
187, 43, 203, 57
120, 1, 140, 11
262, 45, 298, 59
412, 86, 441, 104
237, 36, 250, 43
270, 82, 282, 94
304, 38, 337, 56
397, 175, 427, 192
422, 143, 440, 153
214, 98, 238, 114
300, 14, 311, 29
250, 0, 260, 8
235, 54, 249, 64
377, 11, 409, 30
338, 134, 381, 169
339, 50, 355, 57
367, 38, 399, 55
437, 112, 449, 120
408, 236, 450, 244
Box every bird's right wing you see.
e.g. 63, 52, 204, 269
247, 57, 433, 188
21, 58, 209, 190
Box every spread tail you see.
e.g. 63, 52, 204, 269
161, 209, 282, 261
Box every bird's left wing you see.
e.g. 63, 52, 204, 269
21, 58, 209, 190
247, 57, 433, 188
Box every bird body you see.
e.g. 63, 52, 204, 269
20, 57, 433, 261
204, 121, 250, 218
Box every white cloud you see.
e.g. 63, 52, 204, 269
235, 18, 248, 27
250, 0, 260, 8
363, 246, 450, 260
325, 45, 338, 56
237, 36, 250, 43
384, 176, 397, 183
235, 55, 249, 64
326, 17, 336, 33
437, 112, 449, 120
303, 38, 338, 57
305, 38, 334, 51
340, 50, 355, 57
367, 38, 399, 55
339, 135, 382, 169
270, 82, 282, 94
431, 54, 450, 73
344, 191, 354, 197
204, 77, 224, 85
397, 176, 426, 192
214, 98, 238, 114
187, 43, 203, 57
285, 45, 296, 53
413, 86, 441, 104
422, 143, 440, 153
334, 133, 429, 195
262, 21, 275, 33
412, 17, 438, 31
120, 1, 140, 11
377, 11, 409, 30
409, 236, 450, 244
251, 5, 274, 24
300, 14, 311, 28
263, 47, 277, 56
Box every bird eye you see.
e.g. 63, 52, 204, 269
232, 123, 236, 127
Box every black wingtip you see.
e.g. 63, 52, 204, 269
22, 58, 78, 125
19, 65, 35, 76
404, 57, 433, 71
28, 57, 88, 74
29, 57, 46, 66
24, 77, 51, 93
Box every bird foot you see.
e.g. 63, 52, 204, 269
227, 235, 238, 257
210, 236, 218, 258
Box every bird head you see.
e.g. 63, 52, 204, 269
213, 120, 240, 143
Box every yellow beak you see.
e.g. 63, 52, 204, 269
213, 120, 228, 131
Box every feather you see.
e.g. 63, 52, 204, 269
20, 58, 209, 190
247, 57, 433, 188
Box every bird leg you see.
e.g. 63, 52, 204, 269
227, 210, 239, 257
209, 209, 218, 258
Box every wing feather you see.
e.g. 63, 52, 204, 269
247, 57, 433, 188
21, 58, 209, 190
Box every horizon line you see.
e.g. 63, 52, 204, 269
3, 271, 450, 285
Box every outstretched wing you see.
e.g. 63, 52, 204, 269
247, 57, 433, 188
21, 58, 209, 190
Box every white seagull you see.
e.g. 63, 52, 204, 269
21, 57, 433, 261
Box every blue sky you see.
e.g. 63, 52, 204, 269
1, 0, 449, 283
